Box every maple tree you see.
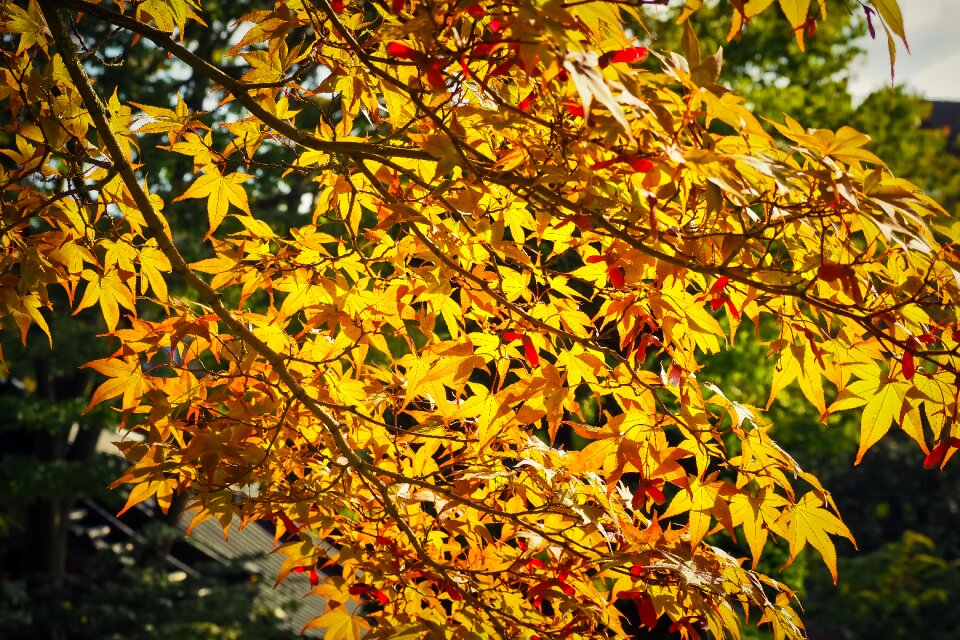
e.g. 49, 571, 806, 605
1, 0, 959, 638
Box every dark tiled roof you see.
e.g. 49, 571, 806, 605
924, 101, 960, 155
178, 514, 330, 637
93, 434, 336, 636
77, 495, 331, 637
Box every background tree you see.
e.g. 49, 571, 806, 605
650, 1, 865, 132
2, 1, 957, 639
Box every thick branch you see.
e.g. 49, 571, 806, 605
58, 0, 434, 162
37, 1, 495, 629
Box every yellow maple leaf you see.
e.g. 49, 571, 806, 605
130, 92, 196, 143
174, 164, 252, 235
139, 238, 171, 302
730, 490, 789, 568
5, 1, 47, 54
138, 0, 187, 33
301, 607, 369, 640
0, 289, 52, 346
165, 131, 216, 166
785, 492, 855, 583
847, 375, 903, 464
85, 356, 147, 412
663, 475, 733, 548
74, 269, 136, 332
778, 0, 813, 49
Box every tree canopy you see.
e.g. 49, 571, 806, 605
1, 1, 958, 639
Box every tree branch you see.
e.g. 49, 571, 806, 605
37, 2, 505, 632
57, 0, 434, 162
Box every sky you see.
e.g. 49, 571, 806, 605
850, 0, 960, 102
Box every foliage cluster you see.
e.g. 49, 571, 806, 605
1, 1, 959, 639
